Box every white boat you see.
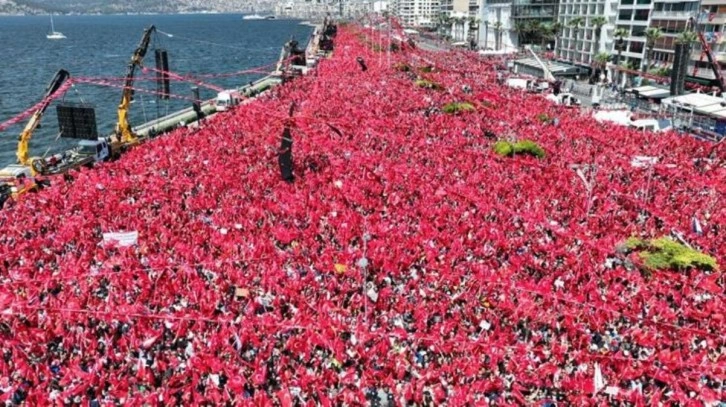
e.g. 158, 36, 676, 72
46, 15, 66, 40
243, 14, 276, 20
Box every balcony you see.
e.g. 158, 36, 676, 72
617, 19, 651, 25
707, 13, 726, 25
650, 11, 695, 19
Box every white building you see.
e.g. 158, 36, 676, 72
392, 0, 441, 27
373, 1, 390, 12
440, 0, 478, 43
557, 0, 619, 66
479, 0, 516, 51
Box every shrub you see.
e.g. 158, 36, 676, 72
419, 65, 434, 73
493, 141, 514, 157
394, 62, 411, 72
415, 79, 442, 90
513, 140, 546, 159
442, 102, 475, 114
621, 237, 719, 272
493, 140, 546, 159
536, 113, 551, 123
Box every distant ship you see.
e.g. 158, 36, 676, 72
243, 14, 276, 20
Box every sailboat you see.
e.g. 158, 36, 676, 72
46, 15, 66, 40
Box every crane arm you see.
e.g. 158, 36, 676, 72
17, 69, 71, 166
116, 25, 156, 144
525, 45, 556, 82
689, 17, 725, 92
696, 31, 725, 92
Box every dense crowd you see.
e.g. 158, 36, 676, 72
0, 24, 723, 406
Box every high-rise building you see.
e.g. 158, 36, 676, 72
511, 0, 559, 45
392, 0, 441, 26
612, 0, 726, 86
556, 0, 618, 65
439, 0, 470, 41
479, 0, 517, 51
690, 4, 726, 84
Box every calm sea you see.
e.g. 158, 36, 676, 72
0, 14, 312, 165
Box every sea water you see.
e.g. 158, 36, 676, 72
0, 14, 312, 165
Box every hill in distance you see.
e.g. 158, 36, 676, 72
7, 0, 275, 14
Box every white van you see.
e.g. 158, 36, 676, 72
629, 118, 673, 133
215, 90, 242, 112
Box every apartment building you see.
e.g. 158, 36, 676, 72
392, 0, 441, 26
557, 0, 618, 65
648, 0, 700, 66
693, 2, 726, 82
611, 0, 726, 85
479, 0, 517, 50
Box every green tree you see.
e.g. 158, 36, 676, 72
514, 21, 528, 49
612, 28, 629, 85
568, 17, 585, 62
591, 16, 607, 54
593, 51, 611, 82
526, 20, 543, 47
468, 17, 481, 47
493, 21, 504, 51
676, 30, 699, 45
643, 27, 663, 73
550, 21, 564, 56
613, 28, 629, 67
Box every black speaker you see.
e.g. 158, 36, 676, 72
56, 103, 98, 140
279, 127, 294, 183
155, 49, 170, 100
191, 86, 201, 116
671, 42, 689, 96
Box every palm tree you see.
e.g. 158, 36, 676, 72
612, 28, 629, 85
526, 20, 543, 47
453, 16, 467, 42
568, 17, 585, 62
550, 21, 564, 56
468, 17, 481, 47
591, 16, 607, 54
613, 28, 629, 67
674, 30, 699, 91
514, 21, 527, 49
676, 30, 699, 46
436, 13, 452, 37
621, 59, 637, 87
643, 27, 663, 73
593, 52, 611, 82
493, 21, 504, 51
540, 23, 555, 51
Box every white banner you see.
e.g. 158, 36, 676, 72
102, 231, 139, 247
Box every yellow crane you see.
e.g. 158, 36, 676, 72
16, 69, 71, 176
115, 25, 156, 145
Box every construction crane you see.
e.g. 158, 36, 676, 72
525, 45, 556, 83
16, 69, 71, 176
688, 16, 726, 92
115, 25, 156, 145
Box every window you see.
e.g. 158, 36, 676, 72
634, 9, 649, 21
619, 10, 632, 20
636, 0, 650, 5
630, 41, 644, 53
